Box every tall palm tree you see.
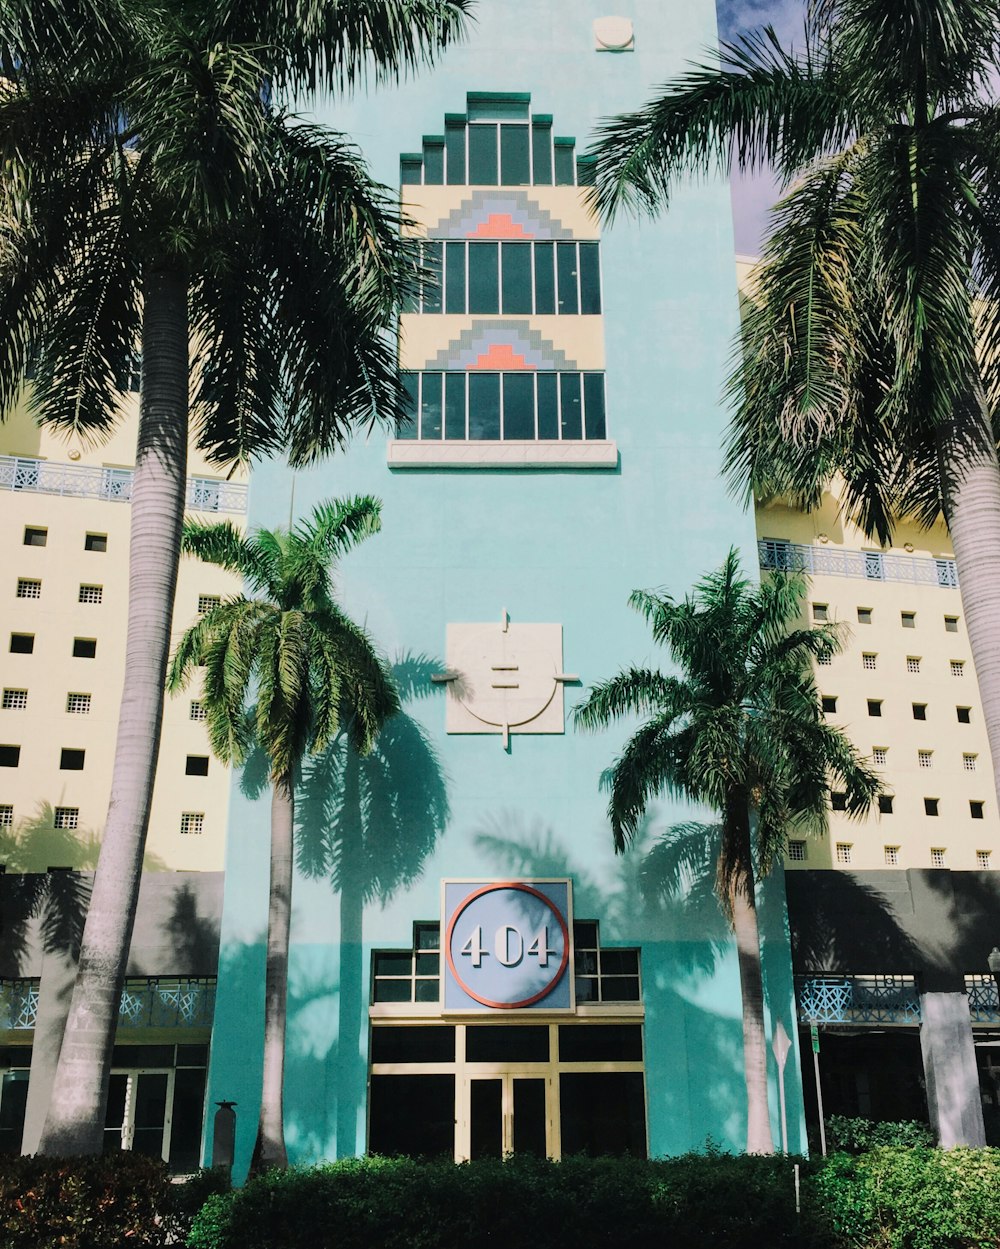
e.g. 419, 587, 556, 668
575, 551, 880, 1153
589, 0, 1000, 817
168, 497, 400, 1170
11, 0, 470, 1157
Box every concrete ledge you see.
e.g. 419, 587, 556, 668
387, 439, 619, 469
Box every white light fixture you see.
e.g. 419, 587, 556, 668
593, 16, 634, 51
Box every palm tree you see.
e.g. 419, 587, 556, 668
168, 497, 399, 1170
574, 551, 880, 1153
12, 1, 470, 1156
588, 0, 1000, 818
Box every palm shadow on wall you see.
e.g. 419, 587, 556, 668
240, 653, 450, 1159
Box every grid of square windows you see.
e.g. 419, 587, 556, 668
906, 656, 921, 674
23, 527, 46, 547
862, 652, 877, 671
0, 804, 12, 827
884, 845, 900, 866
817, 652, 832, 666
78, 584, 103, 604
16, 578, 40, 599
950, 660, 965, 677
180, 812, 205, 835
836, 843, 853, 864
2, 689, 27, 710
873, 746, 888, 766
918, 750, 933, 768
930, 847, 946, 868
977, 850, 992, 869
53, 807, 79, 830
197, 595, 221, 615
787, 840, 807, 861
189, 700, 207, 721
963, 753, 978, 771
66, 693, 91, 715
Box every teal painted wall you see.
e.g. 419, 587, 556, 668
206, 0, 807, 1173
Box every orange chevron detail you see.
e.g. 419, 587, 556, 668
470, 344, 531, 370
468, 213, 533, 239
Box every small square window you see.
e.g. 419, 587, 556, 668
821, 695, 838, 714
884, 845, 899, 866
197, 595, 221, 616
2, 689, 28, 710
918, 750, 933, 768
0, 804, 12, 827
835, 843, 853, 864
950, 660, 965, 677
78, 584, 103, 605
857, 607, 872, 624
930, 847, 946, 868
817, 652, 832, 666
185, 755, 209, 776
23, 527, 47, 547
66, 693, 91, 715
873, 747, 888, 766
970, 801, 985, 820
189, 700, 207, 721
53, 806, 79, 830
901, 611, 916, 628
878, 795, 894, 814
0, 745, 21, 768
957, 706, 972, 724
906, 656, 921, 674
72, 638, 97, 658
84, 533, 107, 552
963, 753, 977, 771
830, 791, 847, 811
787, 840, 807, 862
862, 653, 877, 671
180, 812, 204, 835
924, 797, 939, 817
9, 634, 34, 654
812, 603, 829, 623
16, 578, 41, 599
867, 699, 882, 717
976, 850, 991, 869
944, 615, 959, 632
912, 703, 927, 721
59, 748, 85, 771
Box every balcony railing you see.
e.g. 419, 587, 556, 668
0, 976, 215, 1032
966, 975, 1000, 1024
0, 455, 247, 515
796, 975, 922, 1025
760, 540, 958, 589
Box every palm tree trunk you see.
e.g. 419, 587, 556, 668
727, 803, 775, 1155
251, 773, 294, 1171
37, 264, 189, 1156
938, 394, 1000, 820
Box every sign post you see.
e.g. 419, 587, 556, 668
810, 1023, 827, 1156
771, 1020, 792, 1155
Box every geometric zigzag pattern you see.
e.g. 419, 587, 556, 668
428, 190, 575, 240
423, 319, 577, 371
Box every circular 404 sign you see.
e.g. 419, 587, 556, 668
445, 882, 570, 1009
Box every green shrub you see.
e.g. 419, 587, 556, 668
0, 1151, 171, 1248
162, 1167, 232, 1245
827, 1116, 936, 1154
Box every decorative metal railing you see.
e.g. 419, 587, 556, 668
795, 975, 922, 1025
0, 979, 40, 1030
966, 975, 1000, 1024
0, 455, 247, 515
759, 540, 958, 589
0, 976, 215, 1032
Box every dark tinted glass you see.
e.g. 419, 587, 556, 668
176, 1045, 208, 1066
533, 243, 555, 314
469, 373, 501, 439
559, 1025, 643, 1062
111, 1045, 174, 1066
168, 1068, 206, 1174
415, 979, 440, 1002
575, 950, 598, 975
422, 242, 443, 314
470, 1079, 502, 1159
468, 242, 499, 314
583, 374, 606, 439
556, 242, 579, 314
73, 638, 97, 657
445, 373, 466, 439
0, 746, 19, 767
503, 373, 534, 439
59, 749, 84, 770
560, 373, 582, 439
445, 122, 466, 184
501, 243, 532, 314
513, 1078, 547, 1157
537, 373, 559, 439
574, 921, 598, 947
600, 949, 639, 975
400, 156, 422, 186
0, 1071, 28, 1156
9, 634, 33, 654
531, 122, 553, 184
559, 1072, 647, 1157
500, 124, 530, 185
415, 952, 439, 976
415, 923, 440, 950
554, 141, 575, 185
421, 373, 443, 440
468, 125, 498, 184
466, 1025, 549, 1063
575, 977, 598, 1002
184, 755, 208, 776
372, 979, 412, 1003
371, 1026, 455, 1064
397, 373, 418, 439
445, 241, 466, 313
369, 1075, 455, 1158
423, 140, 444, 184
579, 243, 601, 313
602, 977, 641, 1002
913, 703, 927, 720
373, 952, 412, 977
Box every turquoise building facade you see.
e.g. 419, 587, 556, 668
206, 0, 807, 1172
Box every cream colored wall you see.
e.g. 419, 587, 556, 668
402, 186, 599, 238
399, 313, 605, 371
0, 396, 244, 872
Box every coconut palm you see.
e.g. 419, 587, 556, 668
12, 0, 469, 1156
168, 496, 399, 1170
574, 551, 880, 1153
589, 0, 1000, 817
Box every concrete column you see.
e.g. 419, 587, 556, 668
20, 946, 77, 1154
919, 990, 987, 1148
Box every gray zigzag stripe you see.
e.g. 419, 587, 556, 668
428, 189, 574, 240
424, 319, 576, 371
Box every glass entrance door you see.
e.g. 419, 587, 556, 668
103, 1069, 173, 1160
463, 1073, 550, 1160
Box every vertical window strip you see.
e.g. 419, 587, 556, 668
417, 241, 601, 316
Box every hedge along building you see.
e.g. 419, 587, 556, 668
205, 2, 807, 1173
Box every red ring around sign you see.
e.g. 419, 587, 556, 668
445, 882, 570, 1009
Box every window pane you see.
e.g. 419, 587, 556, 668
421, 373, 443, 440
400, 156, 422, 186
423, 140, 444, 185
559, 1072, 647, 1157
445, 121, 466, 185
533, 242, 555, 314
445, 373, 466, 439
468, 124, 498, 184
600, 949, 639, 975
468, 243, 499, 314
537, 373, 559, 439
500, 124, 530, 185
415, 923, 440, 950
501, 243, 532, 314
574, 921, 598, 948
559, 1024, 643, 1062
579, 243, 601, 313
583, 373, 606, 439
422, 241, 442, 314
531, 122, 553, 185
0, 1071, 28, 1156
470, 1079, 503, 1159
466, 1025, 548, 1063
402, 244, 420, 314
554, 141, 575, 186
374, 952, 412, 977
445, 241, 466, 314
601, 977, 641, 1002
502, 373, 534, 439
513, 1078, 547, 1157
373, 979, 412, 1003
371, 1026, 455, 1064
397, 373, 418, 439
369, 1075, 455, 1158
168, 1068, 206, 1174
556, 242, 579, 314
469, 373, 501, 439
560, 373, 583, 439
